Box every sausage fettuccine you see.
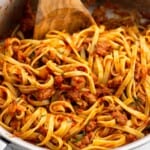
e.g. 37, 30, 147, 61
0, 24, 150, 150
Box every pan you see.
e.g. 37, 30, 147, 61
0, 0, 150, 150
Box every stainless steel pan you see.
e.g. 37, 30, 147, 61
0, 0, 150, 149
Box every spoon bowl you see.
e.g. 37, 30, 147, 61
34, 0, 96, 39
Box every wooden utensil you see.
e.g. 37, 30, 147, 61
34, 0, 96, 39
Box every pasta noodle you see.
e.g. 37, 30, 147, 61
0, 7, 150, 149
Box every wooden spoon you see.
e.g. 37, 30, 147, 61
34, 0, 96, 39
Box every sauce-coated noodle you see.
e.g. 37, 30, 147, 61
0, 24, 150, 149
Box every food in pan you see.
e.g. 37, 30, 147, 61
0, 1, 150, 150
